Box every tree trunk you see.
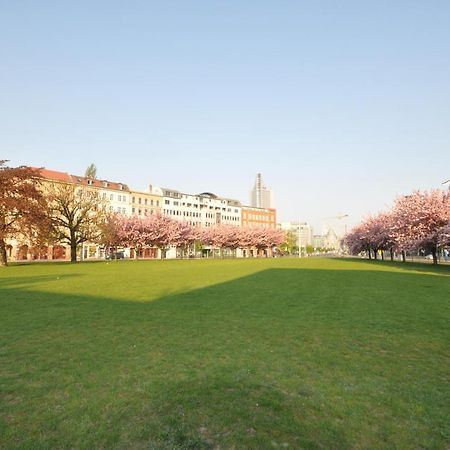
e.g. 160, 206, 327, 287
401, 250, 406, 262
0, 239, 8, 266
390, 248, 394, 261
368, 249, 372, 260
381, 251, 384, 261
373, 248, 378, 260
432, 248, 438, 265
70, 242, 77, 262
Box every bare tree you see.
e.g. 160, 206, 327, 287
47, 182, 106, 262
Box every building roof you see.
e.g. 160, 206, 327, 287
35, 168, 129, 191
35, 168, 72, 183
71, 175, 129, 191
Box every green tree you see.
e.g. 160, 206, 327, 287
306, 245, 314, 254
279, 230, 298, 255
85, 163, 97, 179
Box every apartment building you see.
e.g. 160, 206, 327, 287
129, 186, 162, 217
280, 221, 313, 248
6, 166, 280, 261
241, 206, 276, 229
6, 168, 130, 262
161, 188, 242, 227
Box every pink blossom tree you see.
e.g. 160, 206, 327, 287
144, 213, 179, 259
97, 212, 122, 258
171, 221, 198, 258
391, 190, 450, 264
344, 223, 372, 258
117, 216, 147, 259
363, 213, 397, 260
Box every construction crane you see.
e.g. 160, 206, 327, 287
322, 214, 349, 221
321, 213, 349, 236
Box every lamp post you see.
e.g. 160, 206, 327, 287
298, 221, 302, 258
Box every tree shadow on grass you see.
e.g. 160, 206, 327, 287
0, 273, 83, 289
1, 267, 449, 449
334, 256, 450, 276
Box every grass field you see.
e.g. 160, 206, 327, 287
1, 258, 449, 449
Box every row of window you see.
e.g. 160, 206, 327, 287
132, 197, 160, 206
131, 208, 156, 216
163, 210, 240, 221
243, 214, 275, 221
109, 206, 127, 214
164, 199, 239, 213
103, 193, 127, 202
164, 210, 201, 218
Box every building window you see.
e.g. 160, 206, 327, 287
165, 200, 170, 205
145, 199, 147, 205
150, 199, 154, 206
110, 194, 113, 200
132, 196, 135, 203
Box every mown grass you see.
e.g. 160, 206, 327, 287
1, 258, 449, 449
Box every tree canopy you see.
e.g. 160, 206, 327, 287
85, 163, 97, 179
0, 161, 50, 265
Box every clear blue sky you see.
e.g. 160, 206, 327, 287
2, 1, 449, 232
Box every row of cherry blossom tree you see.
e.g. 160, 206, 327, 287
99, 213, 286, 259
344, 190, 450, 265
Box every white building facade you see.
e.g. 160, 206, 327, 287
280, 221, 313, 248
161, 188, 242, 227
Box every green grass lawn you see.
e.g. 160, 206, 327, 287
1, 258, 449, 449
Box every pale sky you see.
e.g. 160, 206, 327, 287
2, 1, 449, 232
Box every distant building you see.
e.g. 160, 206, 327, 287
312, 235, 326, 249
312, 229, 340, 250
250, 173, 273, 209
5, 165, 280, 262
280, 221, 313, 248
241, 206, 276, 229
129, 187, 162, 218
324, 228, 340, 250
160, 188, 242, 227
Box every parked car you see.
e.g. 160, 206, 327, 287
106, 251, 125, 260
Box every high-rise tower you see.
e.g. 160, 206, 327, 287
250, 173, 273, 208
